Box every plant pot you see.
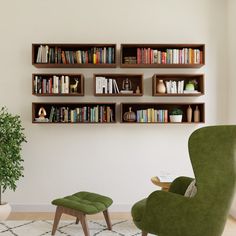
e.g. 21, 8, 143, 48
0, 202, 11, 220
169, 115, 182, 123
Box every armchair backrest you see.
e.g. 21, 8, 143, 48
189, 125, 236, 219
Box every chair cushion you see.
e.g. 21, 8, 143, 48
184, 180, 197, 197
52, 191, 113, 214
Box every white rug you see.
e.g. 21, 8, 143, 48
0, 220, 152, 236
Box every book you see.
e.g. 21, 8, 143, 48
183, 90, 200, 94
120, 90, 133, 94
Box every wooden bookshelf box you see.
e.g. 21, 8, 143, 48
32, 102, 116, 124
120, 44, 205, 68
94, 74, 143, 96
120, 103, 205, 124
153, 74, 204, 96
32, 43, 117, 68
32, 74, 84, 96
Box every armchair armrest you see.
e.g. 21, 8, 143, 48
142, 190, 194, 235
169, 176, 194, 195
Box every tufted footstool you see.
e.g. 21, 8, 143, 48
51, 191, 113, 236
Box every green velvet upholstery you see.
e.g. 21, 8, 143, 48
132, 126, 236, 236
52, 191, 113, 214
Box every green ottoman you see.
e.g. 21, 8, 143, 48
51, 191, 113, 236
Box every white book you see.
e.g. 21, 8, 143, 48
65, 76, 69, 93
61, 76, 64, 93
113, 79, 120, 93
45, 45, 49, 63
96, 77, 103, 93
156, 171, 179, 182
181, 80, 184, 93
177, 81, 181, 93
108, 78, 113, 94
165, 81, 170, 94
183, 90, 200, 94
36, 45, 42, 63
53, 75, 59, 93
101, 77, 107, 94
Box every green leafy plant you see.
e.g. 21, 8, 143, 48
188, 79, 198, 89
170, 108, 183, 116
0, 107, 26, 205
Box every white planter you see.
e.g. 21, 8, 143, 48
169, 115, 182, 123
0, 202, 11, 220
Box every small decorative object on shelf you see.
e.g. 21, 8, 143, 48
136, 86, 141, 94
123, 107, 136, 122
194, 106, 200, 122
35, 107, 49, 122
121, 78, 132, 93
184, 79, 198, 94
156, 79, 166, 94
169, 108, 183, 123
187, 105, 192, 122
69, 78, 79, 93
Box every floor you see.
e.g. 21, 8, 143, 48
8, 212, 236, 236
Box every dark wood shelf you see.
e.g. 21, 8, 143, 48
120, 103, 205, 123
32, 43, 117, 68
32, 73, 84, 96
94, 73, 143, 96
120, 44, 205, 68
152, 74, 204, 96
32, 102, 116, 124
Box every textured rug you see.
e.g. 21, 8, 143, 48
0, 220, 153, 236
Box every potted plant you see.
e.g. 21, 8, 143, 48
185, 79, 198, 91
0, 107, 26, 220
169, 108, 183, 122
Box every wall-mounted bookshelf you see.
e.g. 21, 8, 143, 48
120, 44, 205, 68
32, 74, 84, 96
94, 73, 143, 96
32, 102, 116, 124
32, 43, 117, 68
152, 74, 204, 96
120, 103, 205, 124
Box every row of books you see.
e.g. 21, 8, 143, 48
165, 80, 184, 94
136, 109, 168, 123
34, 75, 79, 94
96, 77, 120, 94
36, 45, 115, 64
46, 106, 114, 123
136, 48, 203, 64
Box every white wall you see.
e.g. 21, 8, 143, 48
227, 0, 236, 219
227, 0, 236, 123
0, 0, 228, 212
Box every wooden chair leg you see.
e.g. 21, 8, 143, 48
52, 206, 63, 235
75, 217, 80, 224
103, 209, 112, 230
80, 214, 90, 236
142, 231, 148, 236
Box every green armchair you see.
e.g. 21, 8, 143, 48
132, 126, 236, 236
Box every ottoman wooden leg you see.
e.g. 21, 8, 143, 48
80, 214, 90, 236
103, 209, 112, 230
52, 206, 63, 235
